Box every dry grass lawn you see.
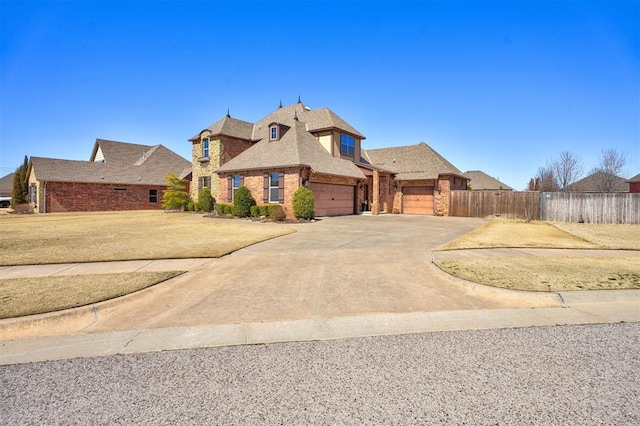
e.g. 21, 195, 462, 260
0, 211, 296, 266
0, 272, 182, 319
435, 219, 640, 292
438, 220, 599, 250
438, 257, 640, 292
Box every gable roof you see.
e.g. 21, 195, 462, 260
626, 173, 640, 183
191, 102, 365, 144
216, 119, 365, 180
463, 170, 513, 190
0, 173, 14, 195
566, 172, 629, 192
363, 142, 464, 180
29, 139, 191, 186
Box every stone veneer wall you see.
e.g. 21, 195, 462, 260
191, 134, 253, 202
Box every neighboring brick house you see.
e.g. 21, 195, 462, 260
27, 139, 191, 213
190, 100, 468, 217
627, 173, 640, 193
463, 170, 513, 191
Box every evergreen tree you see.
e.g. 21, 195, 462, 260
11, 155, 29, 207
162, 173, 190, 210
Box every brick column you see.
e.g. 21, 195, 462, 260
372, 170, 380, 215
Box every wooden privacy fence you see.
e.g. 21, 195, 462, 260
450, 191, 540, 220
450, 191, 640, 224
540, 192, 640, 224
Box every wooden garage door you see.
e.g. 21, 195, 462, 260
402, 186, 434, 215
310, 183, 355, 217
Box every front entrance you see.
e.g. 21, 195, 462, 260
402, 186, 434, 215
310, 182, 356, 217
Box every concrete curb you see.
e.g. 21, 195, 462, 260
2, 303, 639, 365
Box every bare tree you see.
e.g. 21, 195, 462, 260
591, 149, 628, 192
536, 165, 558, 192
550, 151, 583, 191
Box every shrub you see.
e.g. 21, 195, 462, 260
198, 189, 215, 212
292, 187, 314, 220
217, 203, 232, 216
250, 205, 260, 218
259, 205, 269, 216
268, 204, 285, 221
233, 185, 254, 218
186, 201, 197, 212
11, 203, 33, 214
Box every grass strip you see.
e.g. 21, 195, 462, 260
436, 257, 640, 292
0, 271, 183, 319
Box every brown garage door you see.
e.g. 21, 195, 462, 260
402, 186, 434, 215
310, 183, 355, 217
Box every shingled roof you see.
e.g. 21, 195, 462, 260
191, 102, 365, 143
29, 139, 191, 186
463, 170, 513, 190
363, 142, 464, 180
188, 115, 254, 142
626, 173, 640, 183
566, 172, 629, 192
0, 173, 14, 196
216, 119, 365, 180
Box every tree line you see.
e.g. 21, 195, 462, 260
528, 149, 629, 192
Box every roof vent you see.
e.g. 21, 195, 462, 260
226, 108, 231, 118
279, 100, 283, 108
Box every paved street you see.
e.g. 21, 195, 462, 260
2, 323, 638, 425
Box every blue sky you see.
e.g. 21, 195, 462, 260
1, 0, 638, 189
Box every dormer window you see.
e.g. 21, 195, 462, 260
340, 134, 355, 156
202, 138, 210, 158
270, 125, 278, 141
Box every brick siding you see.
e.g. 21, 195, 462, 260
43, 182, 164, 212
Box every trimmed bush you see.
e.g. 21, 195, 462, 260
259, 205, 269, 216
217, 203, 232, 216
198, 189, 215, 212
233, 185, 254, 218
250, 205, 260, 218
268, 204, 285, 221
292, 186, 315, 220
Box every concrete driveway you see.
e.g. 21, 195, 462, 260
5, 215, 562, 338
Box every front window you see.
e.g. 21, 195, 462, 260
149, 189, 158, 203
270, 126, 278, 140
202, 138, 209, 158
232, 175, 241, 199
199, 176, 210, 189
269, 172, 279, 202
340, 134, 355, 156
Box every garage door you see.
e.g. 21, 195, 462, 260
402, 186, 434, 215
310, 183, 355, 217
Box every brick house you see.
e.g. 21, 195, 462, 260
190, 100, 468, 217
627, 173, 640, 193
27, 139, 191, 213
